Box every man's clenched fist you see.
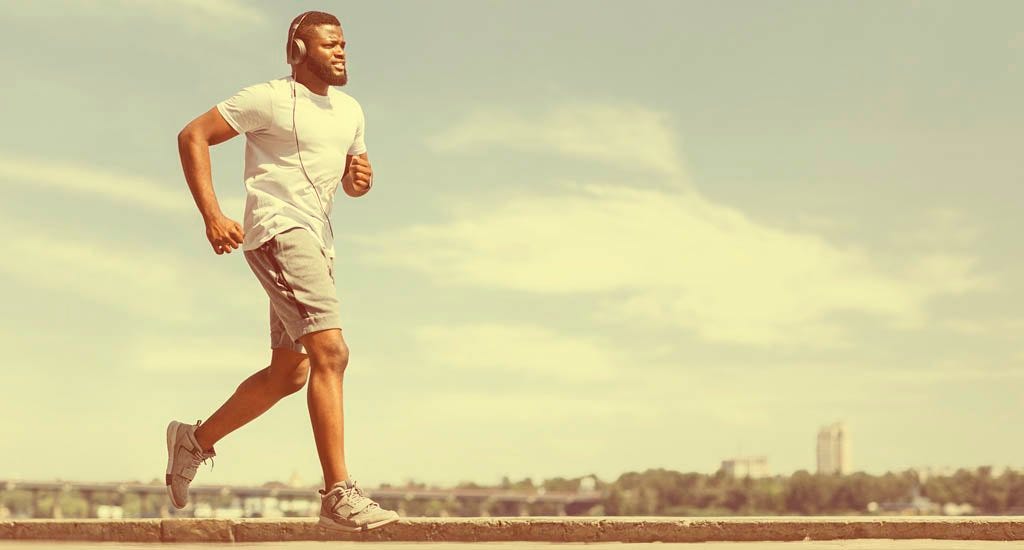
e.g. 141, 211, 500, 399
344, 155, 373, 196
206, 213, 244, 255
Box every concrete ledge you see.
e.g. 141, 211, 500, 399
162, 518, 234, 543
1, 517, 1022, 543
11, 519, 160, 542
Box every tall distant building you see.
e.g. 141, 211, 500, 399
720, 456, 770, 478
816, 421, 851, 475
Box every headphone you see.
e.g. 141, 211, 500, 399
286, 11, 335, 244
286, 11, 311, 66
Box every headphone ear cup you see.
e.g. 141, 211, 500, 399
289, 38, 307, 65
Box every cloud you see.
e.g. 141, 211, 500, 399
129, 333, 271, 372
387, 104, 1002, 347
0, 154, 244, 218
415, 389, 660, 425
941, 317, 1024, 338
412, 322, 620, 382
0, 221, 197, 322
148, 0, 268, 26
877, 360, 1024, 384
0, 213, 259, 323
359, 100, 996, 348
893, 207, 983, 250
10, 0, 270, 28
427, 103, 685, 179
355, 182, 992, 347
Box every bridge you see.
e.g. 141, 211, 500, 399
0, 480, 605, 519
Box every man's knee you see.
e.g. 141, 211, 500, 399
311, 343, 349, 375
300, 328, 349, 374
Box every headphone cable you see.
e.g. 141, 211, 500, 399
291, 77, 336, 245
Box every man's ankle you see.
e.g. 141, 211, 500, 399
324, 478, 351, 492
192, 426, 215, 453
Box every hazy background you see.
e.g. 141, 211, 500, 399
0, 1, 1020, 489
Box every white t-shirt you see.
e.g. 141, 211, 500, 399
216, 75, 367, 261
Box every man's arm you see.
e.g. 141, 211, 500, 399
342, 152, 373, 198
177, 107, 244, 255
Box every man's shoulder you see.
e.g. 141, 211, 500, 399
234, 76, 292, 97
264, 76, 294, 96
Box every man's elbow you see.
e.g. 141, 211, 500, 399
177, 126, 198, 146
178, 121, 214, 146
177, 127, 192, 149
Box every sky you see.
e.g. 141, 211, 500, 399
0, 1, 1021, 490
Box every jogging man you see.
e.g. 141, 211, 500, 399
169, 10, 399, 532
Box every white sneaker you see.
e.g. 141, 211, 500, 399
318, 479, 400, 532
164, 419, 215, 509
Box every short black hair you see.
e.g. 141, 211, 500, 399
289, 11, 341, 44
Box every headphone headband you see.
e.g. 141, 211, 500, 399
286, 11, 313, 66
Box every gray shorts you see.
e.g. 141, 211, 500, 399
244, 227, 341, 354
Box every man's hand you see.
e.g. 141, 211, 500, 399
205, 213, 245, 255
343, 155, 373, 197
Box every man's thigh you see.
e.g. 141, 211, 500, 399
269, 346, 309, 383
269, 301, 304, 353
244, 227, 341, 353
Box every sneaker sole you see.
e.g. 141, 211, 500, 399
165, 421, 187, 509
318, 514, 400, 533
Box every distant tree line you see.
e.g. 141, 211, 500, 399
591, 466, 1024, 516
4, 466, 1023, 518
370, 466, 1024, 516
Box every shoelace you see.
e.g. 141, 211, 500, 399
187, 419, 214, 474
337, 483, 379, 513
190, 448, 214, 472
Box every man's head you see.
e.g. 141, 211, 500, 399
288, 11, 347, 86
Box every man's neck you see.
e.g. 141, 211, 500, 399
293, 71, 329, 96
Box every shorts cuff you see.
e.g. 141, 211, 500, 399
270, 329, 304, 353
288, 313, 343, 343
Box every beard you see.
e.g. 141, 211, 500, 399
308, 58, 348, 86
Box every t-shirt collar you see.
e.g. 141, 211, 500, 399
288, 75, 331, 102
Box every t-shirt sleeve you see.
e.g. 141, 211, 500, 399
216, 83, 273, 134
348, 101, 367, 155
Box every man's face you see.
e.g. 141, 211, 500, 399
304, 24, 347, 86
